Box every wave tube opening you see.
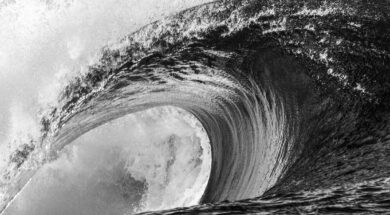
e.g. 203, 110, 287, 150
1, 46, 297, 215
3, 106, 212, 215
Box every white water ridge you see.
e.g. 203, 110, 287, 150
3, 106, 212, 215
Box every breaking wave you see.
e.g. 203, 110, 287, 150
1, 0, 390, 214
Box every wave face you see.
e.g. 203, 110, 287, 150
1, 0, 390, 214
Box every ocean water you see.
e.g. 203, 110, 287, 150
1, 0, 390, 214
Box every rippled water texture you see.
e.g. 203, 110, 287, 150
1, 0, 390, 214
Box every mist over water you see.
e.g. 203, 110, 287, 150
0, 1, 214, 213
0, 1, 212, 212
4, 106, 211, 215
0, 0, 210, 171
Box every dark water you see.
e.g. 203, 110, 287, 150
3, 0, 390, 214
